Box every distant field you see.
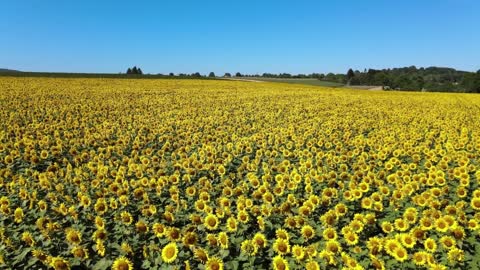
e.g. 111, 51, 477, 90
234, 77, 345, 87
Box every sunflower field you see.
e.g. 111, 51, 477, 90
1, 77, 480, 270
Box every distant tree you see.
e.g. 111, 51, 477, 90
346, 69, 355, 85
137, 68, 143, 75
235, 72, 242, 77
132, 66, 138, 74
126, 68, 132, 74
224, 73, 231, 77
192, 72, 202, 77
208, 72, 216, 78
169, 72, 175, 76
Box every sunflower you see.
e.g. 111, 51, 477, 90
439, 236, 456, 250
237, 210, 249, 224
361, 197, 373, 209
121, 242, 133, 255
14, 207, 24, 223
95, 240, 105, 257
334, 203, 348, 216
429, 264, 448, 270
32, 249, 48, 262
161, 242, 178, 263
253, 232, 267, 248
273, 238, 290, 255
152, 223, 166, 237
322, 227, 337, 241
21, 231, 35, 247
319, 250, 335, 265
119, 195, 129, 206
226, 217, 237, 232
325, 240, 342, 254
112, 256, 133, 270
50, 257, 70, 270
344, 231, 359, 246
301, 225, 315, 240
183, 231, 198, 247
305, 260, 320, 270
163, 211, 175, 223
451, 226, 465, 240
384, 239, 401, 256
166, 227, 181, 242
447, 247, 464, 263
207, 233, 218, 246
399, 233, 416, 249
434, 218, 449, 233
394, 218, 409, 232
412, 251, 427, 266
367, 237, 383, 255
94, 198, 108, 215
92, 229, 107, 242
272, 255, 289, 270
381, 221, 394, 234
370, 255, 385, 270
292, 245, 305, 261
193, 247, 209, 263
241, 240, 258, 256
71, 246, 88, 260
424, 238, 437, 253
403, 212, 417, 224
392, 247, 408, 262
136, 220, 149, 233
419, 217, 433, 231
40, 150, 49, 159
191, 214, 203, 225
204, 214, 219, 230
65, 228, 82, 245
95, 216, 105, 229
276, 228, 290, 241
205, 256, 224, 270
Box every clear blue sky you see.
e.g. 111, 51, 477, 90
1, 0, 479, 74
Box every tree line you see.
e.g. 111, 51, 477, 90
346, 66, 480, 93
120, 66, 480, 93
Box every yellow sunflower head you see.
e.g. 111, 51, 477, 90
273, 238, 290, 255
161, 242, 178, 264
50, 257, 70, 270
205, 256, 224, 270
272, 255, 289, 270
241, 240, 258, 256
291, 245, 305, 261
112, 256, 133, 270
204, 214, 219, 230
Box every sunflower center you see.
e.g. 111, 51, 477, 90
208, 218, 216, 227
166, 247, 175, 258
210, 262, 220, 270
117, 262, 130, 270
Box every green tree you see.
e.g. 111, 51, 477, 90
208, 72, 216, 78
346, 69, 355, 84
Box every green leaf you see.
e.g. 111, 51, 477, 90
93, 258, 112, 270
226, 260, 240, 270
142, 260, 152, 269
219, 249, 230, 258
